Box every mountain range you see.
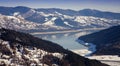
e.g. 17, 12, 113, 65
0, 6, 120, 19
0, 6, 120, 32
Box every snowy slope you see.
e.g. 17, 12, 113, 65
0, 39, 65, 66
0, 14, 65, 31
23, 8, 120, 28
0, 14, 41, 30
15, 7, 120, 29
21, 8, 120, 29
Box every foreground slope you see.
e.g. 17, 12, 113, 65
79, 25, 120, 56
0, 28, 108, 66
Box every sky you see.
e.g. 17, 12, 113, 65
0, 0, 120, 13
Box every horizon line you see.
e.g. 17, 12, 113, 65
0, 5, 120, 13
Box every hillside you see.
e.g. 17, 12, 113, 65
79, 25, 120, 56
0, 28, 108, 66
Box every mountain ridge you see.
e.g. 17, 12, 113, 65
0, 11, 120, 33
0, 6, 120, 20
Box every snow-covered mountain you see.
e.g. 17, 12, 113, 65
1, 6, 120, 19
0, 14, 40, 30
0, 14, 66, 32
0, 6, 120, 32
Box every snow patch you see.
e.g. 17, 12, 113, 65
64, 22, 74, 27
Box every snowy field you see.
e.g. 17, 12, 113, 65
88, 55, 120, 66
72, 49, 120, 66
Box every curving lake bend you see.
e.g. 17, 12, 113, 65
31, 29, 103, 56
33, 30, 98, 50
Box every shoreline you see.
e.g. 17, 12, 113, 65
76, 39, 96, 56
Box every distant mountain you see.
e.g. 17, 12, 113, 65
79, 9, 120, 19
0, 14, 66, 32
0, 6, 120, 32
0, 6, 31, 15
36, 8, 120, 19
0, 28, 108, 66
79, 25, 120, 56
36, 8, 78, 16
0, 6, 120, 19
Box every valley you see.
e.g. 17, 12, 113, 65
32, 28, 120, 66
0, 6, 120, 66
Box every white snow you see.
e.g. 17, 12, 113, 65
74, 16, 87, 23
76, 40, 96, 56
38, 11, 55, 17
74, 16, 120, 27
88, 55, 120, 61
0, 39, 66, 66
72, 49, 120, 66
64, 21, 74, 27
71, 49, 91, 56
43, 17, 57, 25
1, 12, 120, 31
13, 12, 20, 16
73, 39, 120, 66
52, 53, 64, 59
63, 15, 74, 19
0, 14, 42, 30
55, 11, 62, 16
88, 55, 120, 66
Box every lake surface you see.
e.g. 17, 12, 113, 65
46, 34, 87, 50
33, 30, 94, 50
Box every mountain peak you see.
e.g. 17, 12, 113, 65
80, 9, 100, 12
14, 6, 31, 10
